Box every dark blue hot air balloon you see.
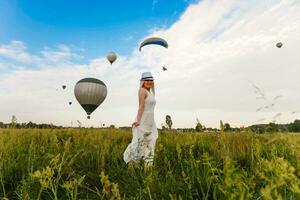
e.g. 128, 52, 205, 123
139, 37, 168, 51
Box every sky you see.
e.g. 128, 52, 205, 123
0, 0, 300, 128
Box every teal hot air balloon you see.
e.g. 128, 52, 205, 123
139, 37, 168, 51
74, 78, 107, 119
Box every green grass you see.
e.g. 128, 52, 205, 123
0, 128, 300, 199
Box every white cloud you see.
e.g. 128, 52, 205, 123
0, 41, 80, 65
41, 44, 75, 63
0, 0, 300, 128
0, 41, 41, 63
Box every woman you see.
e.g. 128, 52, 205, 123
123, 72, 158, 166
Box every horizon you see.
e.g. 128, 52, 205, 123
1, 115, 300, 130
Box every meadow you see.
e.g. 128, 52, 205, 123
0, 128, 300, 200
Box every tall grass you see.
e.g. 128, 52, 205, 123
0, 128, 300, 199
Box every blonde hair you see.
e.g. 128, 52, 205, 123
139, 80, 155, 96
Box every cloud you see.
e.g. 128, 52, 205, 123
0, 0, 300, 128
0, 41, 41, 64
0, 41, 81, 66
41, 44, 75, 63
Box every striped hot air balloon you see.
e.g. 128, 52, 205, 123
74, 78, 107, 119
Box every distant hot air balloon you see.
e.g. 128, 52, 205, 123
139, 37, 168, 51
62, 85, 66, 90
69, 102, 72, 105
276, 42, 283, 48
162, 66, 167, 71
74, 78, 107, 119
107, 52, 117, 65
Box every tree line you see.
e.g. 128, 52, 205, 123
161, 115, 300, 133
1, 115, 300, 133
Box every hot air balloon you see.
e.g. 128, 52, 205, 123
62, 85, 66, 90
276, 42, 283, 48
69, 102, 72, 105
139, 37, 168, 51
107, 52, 117, 65
74, 78, 107, 119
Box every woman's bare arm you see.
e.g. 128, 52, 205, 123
132, 88, 147, 127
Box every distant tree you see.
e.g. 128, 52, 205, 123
11, 115, 17, 128
266, 122, 278, 132
165, 115, 173, 130
20, 123, 26, 128
224, 123, 231, 132
27, 121, 34, 128
288, 120, 300, 132
195, 118, 204, 132
109, 124, 116, 129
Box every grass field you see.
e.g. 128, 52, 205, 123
0, 128, 300, 200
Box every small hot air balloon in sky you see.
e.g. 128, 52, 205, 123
162, 66, 167, 71
74, 78, 107, 119
69, 102, 72, 105
276, 42, 283, 48
139, 37, 168, 51
62, 85, 66, 90
107, 52, 117, 65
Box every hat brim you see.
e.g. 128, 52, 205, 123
140, 77, 154, 81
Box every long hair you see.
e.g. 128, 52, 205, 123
139, 80, 155, 96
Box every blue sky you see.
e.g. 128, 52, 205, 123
0, 0, 195, 61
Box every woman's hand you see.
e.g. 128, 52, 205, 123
132, 121, 140, 127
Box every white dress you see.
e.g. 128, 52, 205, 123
123, 90, 158, 164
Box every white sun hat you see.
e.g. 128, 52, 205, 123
140, 72, 154, 81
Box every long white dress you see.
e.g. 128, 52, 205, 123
123, 90, 158, 164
